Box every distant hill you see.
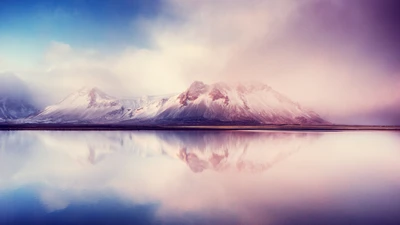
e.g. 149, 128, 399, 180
0, 73, 38, 120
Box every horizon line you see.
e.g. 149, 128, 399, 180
1, 124, 400, 131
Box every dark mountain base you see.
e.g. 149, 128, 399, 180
123, 118, 264, 126
0, 124, 400, 131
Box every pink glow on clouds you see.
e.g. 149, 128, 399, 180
1, 0, 400, 124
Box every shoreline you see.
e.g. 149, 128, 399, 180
1, 124, 400, 131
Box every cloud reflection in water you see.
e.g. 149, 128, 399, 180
0, 130, 400, 224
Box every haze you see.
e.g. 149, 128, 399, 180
1, 0, 400, 125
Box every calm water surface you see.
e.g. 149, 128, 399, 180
0, 130, 400, 225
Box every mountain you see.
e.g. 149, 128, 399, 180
31, 87, 170, 123
126, 81, 327, 125
0, 73, 39, 120
105, 94, 174, 122
0, 97, 38, 120
28, 81, 328, 125
33, 87, 123, 123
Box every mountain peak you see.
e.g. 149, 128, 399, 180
178, 81, 281, 107
34, 86, 122, 122
158, 81, 328, 125
179, 81, 209, 105
187, 81, 208, 92
75, 86, 114, 101
78, 86, 101, 94
27, 80, 329, 125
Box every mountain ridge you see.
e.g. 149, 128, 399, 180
26, 81, 328, 125
0, 73, 39, 120
122, 81, 327, 125
0, 80, 329, 125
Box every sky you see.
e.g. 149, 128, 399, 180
1, 0, 400, 125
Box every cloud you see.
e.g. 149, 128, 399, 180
144, 0, 400, 124
25, 41, 125, 103
0, 55, 9, 72
44, 41, 73, 62
17, 1, 299, 99
7, 0, 400, 124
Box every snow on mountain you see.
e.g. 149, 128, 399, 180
127, 81, 327, 125
27, 81, 328, 125
0, 97, 38, 120
32, 87, 123, 123
105, 94, 174, 121
31, 87, 171, 123
0, 73, 39, 120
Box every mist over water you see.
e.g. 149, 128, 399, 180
1, 130, 400, 224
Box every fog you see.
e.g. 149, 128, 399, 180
1, 0, 400, 124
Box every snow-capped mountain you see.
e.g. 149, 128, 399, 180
31, 87, 171, 123
105, 94, 174, 121
0, 73, 38, 120
127, 81, 327, 125
0, 97, 38, 120
27, 81, 328, 125
33, 87, 123, 123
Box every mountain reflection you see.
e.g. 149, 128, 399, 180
1, 131, 400, 225
0, 130, 320, 173
162, 131, 320, 173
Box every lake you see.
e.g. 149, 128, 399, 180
0, 130, 400, 225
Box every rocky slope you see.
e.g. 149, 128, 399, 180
126, 81, 327, 125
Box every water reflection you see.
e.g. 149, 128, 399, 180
0, 130, 400, 224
